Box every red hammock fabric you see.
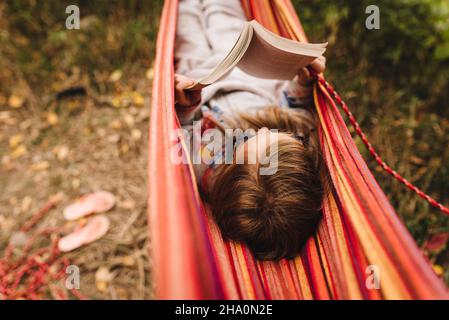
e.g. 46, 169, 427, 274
148, 0, 449, 299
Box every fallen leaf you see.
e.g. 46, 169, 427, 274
96, 128, 106, 137
9, 196, 18, 205
46, 112, 59, 126
107, 134, 120, 143
123, 113, 134, 127
120, 143, 129, 154
132, 92, 144, 106
21, 196, 32, 212
83, 127, 93, 135
120, 255, 135, 267
95, 267, 115, 292
71, 178, 81, 190
409, 156, 424, 165
54, 145, 69, 161
110, 119, 122, 129
119, 199, 135, 210
11, 144, 27, 158
9, 134, 24, 148
8, 94, 25, 108
0, 216, 15, 230
111, 96, 121, 108
131, 129, 142, 141
30, 160, 50, 172
109, 70, 122, 82
433, 264, 444, 277
424, 232, 449, 253
146, 68, 154, 80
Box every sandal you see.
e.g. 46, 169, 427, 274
63, 191, 115, 221
58, 215, 110, 252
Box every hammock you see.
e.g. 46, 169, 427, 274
149, 0, 449, 299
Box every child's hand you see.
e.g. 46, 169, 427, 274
175, 74, 202, 108
296, 56, 326, 86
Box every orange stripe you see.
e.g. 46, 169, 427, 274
149, 0, 449, 300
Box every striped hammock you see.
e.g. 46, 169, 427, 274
148, 0, 449, 299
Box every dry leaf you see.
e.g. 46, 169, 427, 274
433, 264, 444, 277
55, 145, 69, 161
109, 70, 122, 82
46, 112, 59, 126
131, 129, 142, 141
107, 134, 120, 143
120, 255, 135, 267
110, 119, 122, 129
0, 215, 14, 231
120, 143, 129, 154
8, 94, 25, 108
30, 160, 50, 172
409, 156, 424, 165
21, 196, 32, 212
83, 127, 93, 135
111, 96, 121, 108
96, 128, 106, 137
95, 267, 115, 292
71, 178, 81, 190
9, 196, 18, 205
9, 134, 24, 148
424, 232, 449, 254
132, 92, 144, 106
119, 199, 135, 210
11, 144, 27, 158
146, 68, 154, 80
123, 113, 134, 127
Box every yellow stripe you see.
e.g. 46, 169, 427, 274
326, 193, 363, 299
314, 86, 411, 299
293, 258, 313, 299
235, 244, 257, 299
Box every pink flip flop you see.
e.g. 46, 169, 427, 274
63, 191, 115, 221
58, 215, 110, 252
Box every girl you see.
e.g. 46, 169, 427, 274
174, 0, 327, 260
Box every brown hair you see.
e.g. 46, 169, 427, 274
207, 106, 326, 260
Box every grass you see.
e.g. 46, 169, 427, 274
295, 0, 449, 282
0, 0, 163, 299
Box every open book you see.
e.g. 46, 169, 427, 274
187, 20, 327, 90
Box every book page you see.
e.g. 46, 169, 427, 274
187, 20, 327, 90
187, 23, 253, 90
237, 21, 327, 80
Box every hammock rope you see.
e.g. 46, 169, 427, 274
317, 76, 449, 215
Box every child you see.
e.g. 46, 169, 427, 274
174, 0, 327, 260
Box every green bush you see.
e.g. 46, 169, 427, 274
294, 0, 449, 279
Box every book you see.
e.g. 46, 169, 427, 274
186, 20, 327, 90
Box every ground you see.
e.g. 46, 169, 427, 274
0, 1, 161, 299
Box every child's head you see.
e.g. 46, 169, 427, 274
208, 107, 325, 260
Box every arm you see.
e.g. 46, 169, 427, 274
283, 56, 326, 108
174, 74, 203, 125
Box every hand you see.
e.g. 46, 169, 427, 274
296, 56, 326, 86
175, 74, 202, 108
